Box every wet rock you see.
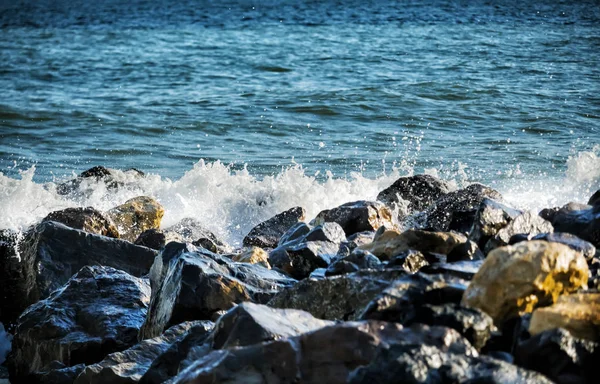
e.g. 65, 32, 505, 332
426, 183, 503, 232
171, 322, 476, 384
462, 241, 589, 326
268, 269, 407, 321
242, 206, 306, 248
231, 247, 271, 268
446, 239, 484, 262
7, 266, 150, 382
42, 207, 120, 238
376, 174, 451, 212
387, 250, 431, 273
550, 203, 600, 248
313, 200, 396, 236
164, 218, 231, 254
277, 222, 311, 246
530, 232, 597, 261
421, 259, 484, 280
359, 228, 467, 260
325, 249, 382, 276
515, 328, 598, 384
0, 222, 156, 327
56, 166, 113, 195
484, 211, 553, 253
529, 293, 600, 342
0, 229, 25, 327
139, 243, 295, 339
134, 229, 183, 250
304, 221, 346, 243
107, 196, 164, 242
469, 198, 522, 249
56, 167, 145, 197
73, 321, 201, 384
337, 231, 376, 257
33, 363, 86, 384
588, 190, 600, 206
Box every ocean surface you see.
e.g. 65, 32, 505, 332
0, 0, 599, 245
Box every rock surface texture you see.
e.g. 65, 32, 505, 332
42, 207, 120, 238
313, 200, 396, 236
107, 196, 165, 242
243, 206, 306, 248
376, 174, 451, 212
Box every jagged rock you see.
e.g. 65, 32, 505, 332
462, 241, 589, 326
73, 321, 201, 384
304, 221, 346, 243
359, 228, 467, 260
268, 269, 407, 320
313, 200, 396, 236
446, 239, 484, 262
588, 190, 600, 206
33, 363, 86, 384
107, 196, 164, 242
530, 232, 597, 261
529, 293, 600, 342
7, 266, 150, 382
549, 203, 600, 248
325, 250, 381, 276
277, 222, 311, 246
337, 231, 376, 257
139, 322, 214, 384
242, 207, 306, 248
469, 198, 522, 249
164, 218, 231, 254
376, 174, 451, 212
0, 222, 156, 327
421, 260, 484, 280
139, 243, 295, 339
231, 247, 270, 269
426, 183, 503, 232
42, 207, 119, 238
56, 166, 113, 195
0, 229, 25, 327
171, 322, 476, 384
134, 229, 183, 250
515, 328, 598, 384
484, 211, 553, 252
387, 250, 435, 273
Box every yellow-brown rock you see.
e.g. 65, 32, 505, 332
462, 241, 589, 326
358, 228, 467, 260
529, 293, 600, 341
233, 247, 271, 269
107, 196, 164, 242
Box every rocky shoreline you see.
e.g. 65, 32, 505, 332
1, 167, 599, 383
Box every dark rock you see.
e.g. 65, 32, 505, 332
134, 229, 183, 250
304, 221, 346, 243
313, 200, 396, 236
550, 204, 600, 248
484, 211, 553, 253
277, 222, 311, 246
469, 198, 523, 249
387, 250, 431, 273
268, 269, 407, 321
447, 209, 479, 234
515, 328, 599, 384
0, 229, 25, 327
376, 174, 451, 212
588, 190, 600, 206
73, 321, 202, 384
421, 260, 484, 280
447, 239, 485, 262
337, 231, 376, 257
80, 166, 112, 179
42, 207, 119, 238
530, 232, 597, 261
325, 259, 360, 276
326, 250, 382, 276
164, 218, 231, 254
7, 266, 150, 382
0, 222, 157, 327
426, 183, 503, 232
33, 363, 86, 384
242, 206, 306, 248
139, 243, 295, 339
56, 167, 144, 196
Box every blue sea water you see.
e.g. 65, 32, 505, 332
0, 0, 599, 241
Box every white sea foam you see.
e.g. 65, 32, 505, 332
1, 150, 599, 246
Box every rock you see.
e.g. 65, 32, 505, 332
313, 200, 396, 236
107, 196, 164, 242
268, 269, 408, 321
73, 321, 201, 384
277, 222, 311, 246
171, 322, 477, 384
0, 222, 157, 327
337, 231, 376, 257
359, 228, 467, 260
325, 250, 381, 276
304, 221, 346, 243
134, 229, 183, 250
56, 166, 113, 195
530, 232, 597, 261
484, 211, 554, 253
588, 190, 600, 206
33, 363, 86, 384
164, 218, 231, 254
0, 322, 11, 364
529, 293, 600, 342
7, 266, 150, 382
139, 322, 214, 384
139, 243, 295, 339
242, 207, 306, 248
56, 167, 145, 197
42, 207, 120, 238
515, 328, 598, 384
376, 174, 451, 212
446, 239, 484, 262
0, 229, 25, 327
462, 241, 589, 326
231, 247, 270, 268
426, 183, 503, 232
387, 250, 432, 273
421, 260, 484, 280
548, 203, 600, 247
469, 198, 523, 249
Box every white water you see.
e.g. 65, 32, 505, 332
1, 149, 599, 246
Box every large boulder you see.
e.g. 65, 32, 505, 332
462, 241, 589, 326
42, 207, 120, 238
268, 269, 407, 321
426, 183, 503, 232
529, 293, 600, 342
484, 211, 553, 252
376, 174, 451, 213
7, 266, 150, 382
468, 198, 523, 249
530, 232, 597, 262
107, 196, 164, 242
139, 243, 295, 339
242, 206, 306, 248
359, 228, 467, 260
549, 203, 600, 248
0, 222, 157, 327
313, 200, 396, 236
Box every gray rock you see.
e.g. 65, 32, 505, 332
469, 198, 522, 249
376, 174, 452, 213
325, 250, 382, 276
484, 211, 553, 252
530, 232, 597, 261
277, 222, 311, 247
313, 200, 396, 236
549, 204, 600, 248
164, 218, 231, 254
139, 243, 295, 339
304, 222, 346, 243
242, 207, 306, 248
8, 266, 150, 382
